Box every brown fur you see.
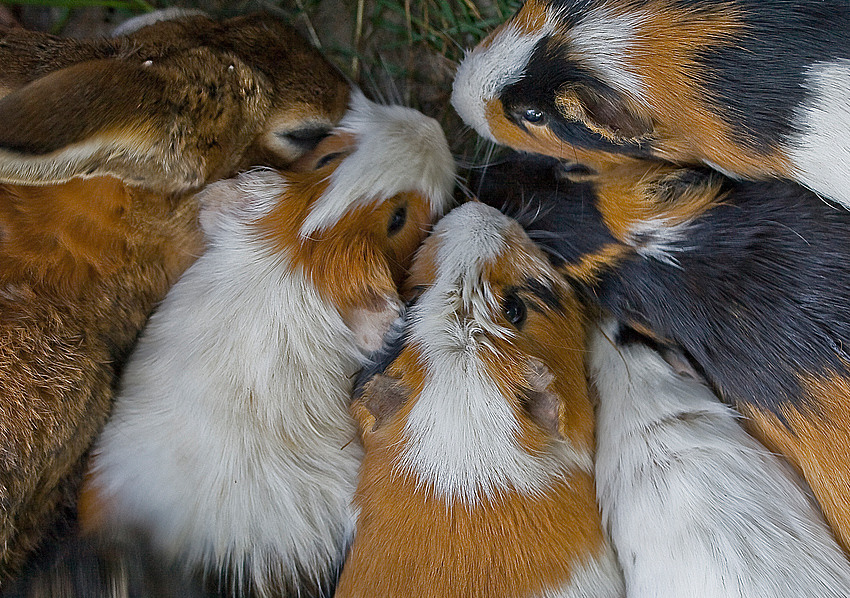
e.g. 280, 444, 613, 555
0, 12, 350, 583
336, 205, 619, 598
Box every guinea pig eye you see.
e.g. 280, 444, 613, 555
387, 204, 407, 236
522, 107, 545, 124
315, 151, 344, 169
502, 292, 527, 328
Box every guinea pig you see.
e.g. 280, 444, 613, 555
335, 201, 624, 598
473, 152, 850, 553
590, 318, 850, 597
80, 91, 454, 598
452, 0, 850, 209
0, 12, 350, 584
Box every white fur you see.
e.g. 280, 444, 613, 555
537, 545, 625, 598
590, 318, 850, 598
399, 203, 593, 503
451, 15, 555, 142
90, 95, 454, 596
91, 169, 361, 596
788, 59, 850, 211
566, 5, 646, 101
111, 8, 208, 36
301, 90, 454, 235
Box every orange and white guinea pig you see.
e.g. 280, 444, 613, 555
335, 201, 625, 598
80, 91, 454, 598
452, 0, 850, 210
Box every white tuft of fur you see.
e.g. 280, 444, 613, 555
300, 90, 454, 235
399, 203, 593, 503
788, 59, 850, 211
451, 15, 556, 141
566, 5, 646, 100
111, 7, 208, 36
590, 318, 850, 598
90, 169, 364, 597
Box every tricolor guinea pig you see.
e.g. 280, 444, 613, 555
0, 12, 350, 584
452, 0, 850, 209
473, 152, 850, 553
81, 92, 454, 598
590, 318, 850, 597
335, 201, 624, 598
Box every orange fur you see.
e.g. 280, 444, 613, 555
337, 206, 617, 598
743, 374, 850, 553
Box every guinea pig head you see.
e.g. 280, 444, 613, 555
225, 92, 455, 353
452, 0, 793, 178
337, 201, 622, 598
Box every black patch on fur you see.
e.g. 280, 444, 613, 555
691, 0, 850, 151
522, 277, 563, 312
469, 152, 619, 269
474, 154, 850, 418
499, 38, 655, 158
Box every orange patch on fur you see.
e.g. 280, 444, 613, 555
560, 243, 630, 285
484, 99, 644, 170
256, 168, 436, 322
625, 2, 792, 176
742, 374, 850, 553
340, 346, 606, 598
588, 162, 726, 243
480, 0, 550, 49
0, 177, 201, 294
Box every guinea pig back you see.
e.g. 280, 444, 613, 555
475, 152, 850, 553
590, 319, 850, 597
336, 201, 624, 598
81, 91, 454, 598
451, 0, 850, 209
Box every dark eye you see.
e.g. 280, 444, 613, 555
522, 107, 545, 124
388, 204, 407, 236
503, 292, 527, 328
315, 151, 344, 169
279, 126, 331, 151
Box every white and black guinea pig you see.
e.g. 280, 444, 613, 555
590, 318, 850, 597
334, 201, 624, 598
79, 91, 455, 598
472, 152, 850, 554
452, 0, 850, 209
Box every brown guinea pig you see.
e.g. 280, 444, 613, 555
0, 11, 349, 584
451, 0, 850, 210
336, 201, 624, 598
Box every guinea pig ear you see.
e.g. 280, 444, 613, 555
0, 59, 202, 192
556, 85, 653, 142
521, 357, 567, 438
352, 374, 412, 434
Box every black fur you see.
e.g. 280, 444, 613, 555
500, 40, 655, 158
476, 154, 850, 417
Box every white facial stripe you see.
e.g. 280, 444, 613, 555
399, 203, 592, 502
788, 59, 850, 210
451, 15, 556, 141
300, 91, 455, 236
566, 5, 646, 101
